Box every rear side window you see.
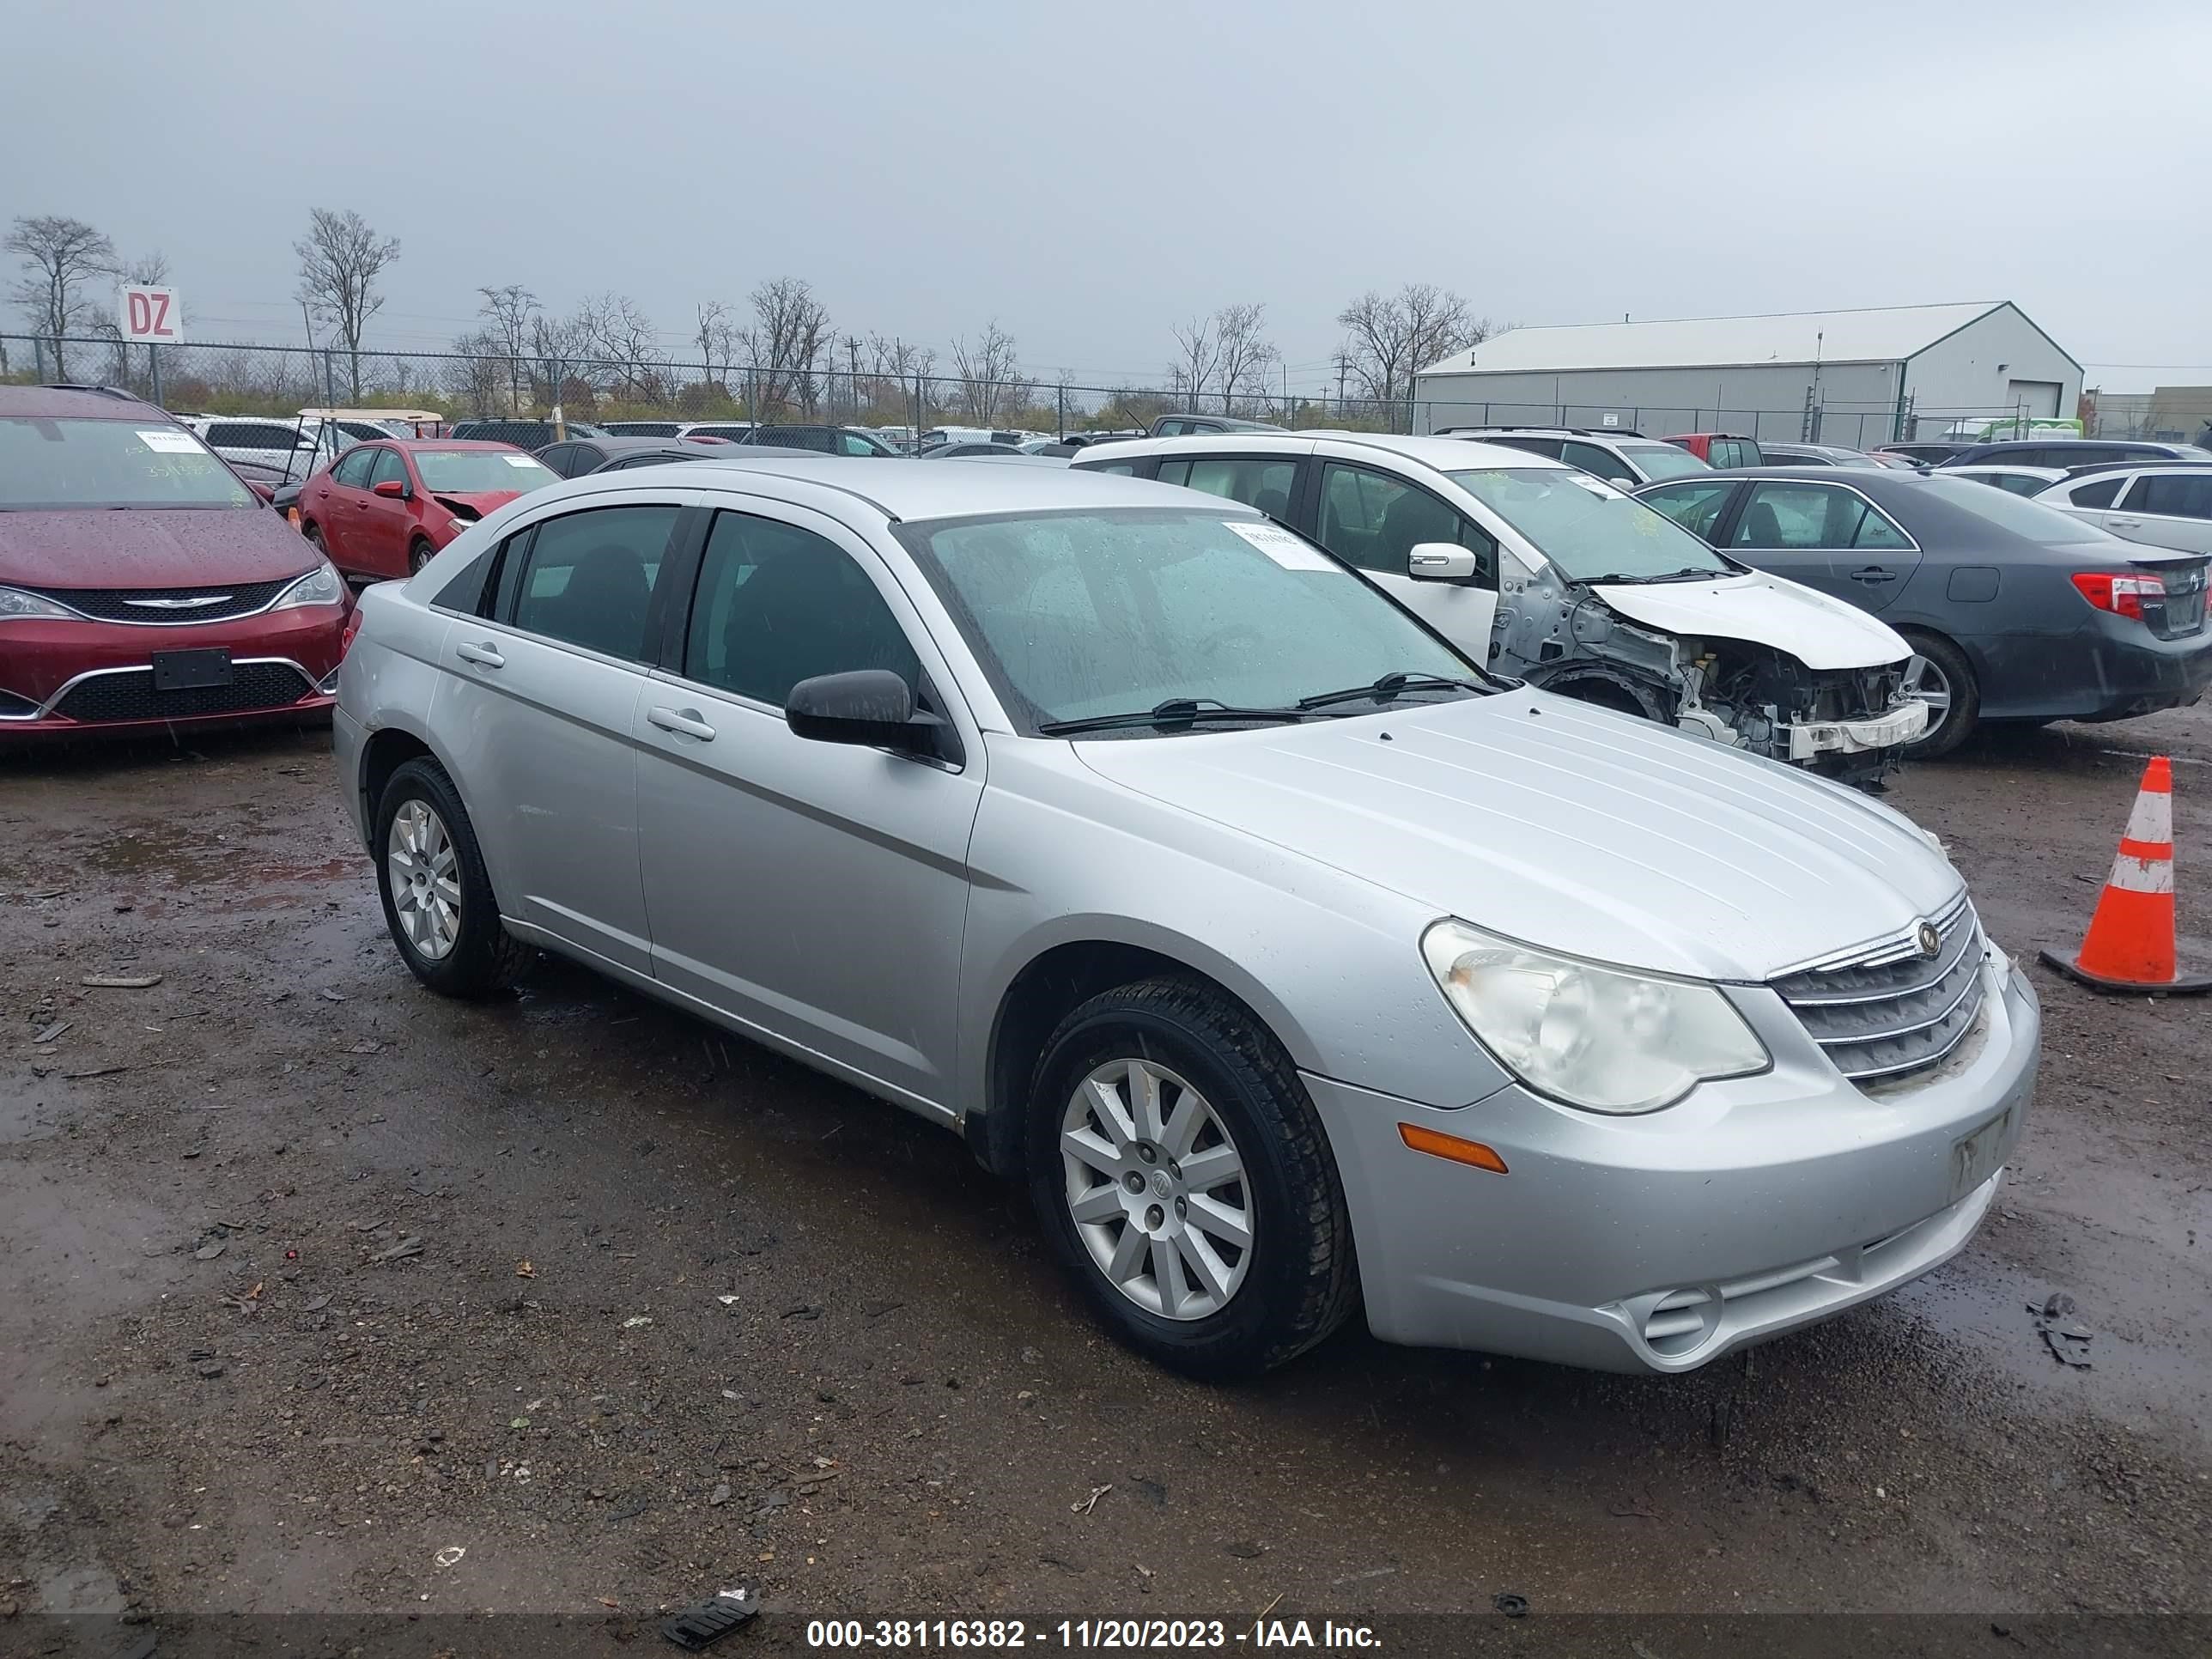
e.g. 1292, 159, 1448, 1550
509, 505, 682, 661
2129, 474, 2212, 520
2066, 477, 2124, 508
1709, 438, 1761, 469
752, 428, 836, 453
1153, 457, 1297, 518
683, 511, 919, 707
1561, 441, 1636, 484
1483, 435, 1564, 459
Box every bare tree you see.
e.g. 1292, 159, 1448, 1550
477, 284, 539, 358
1168, 315, 1219, 412
949, 321, 1027, 424
694, 300, 738, 381
1212, 302, 1279, 416
738, 277, 832, 418
7, 215, 118, 379
1336, 283, 1492, 429
295, 208, 400, 398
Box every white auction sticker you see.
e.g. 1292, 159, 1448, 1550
502, 453, 538, 467
137, 428, 201, 453
1566, 474, 1623, 499
1224, 520, 1334, 571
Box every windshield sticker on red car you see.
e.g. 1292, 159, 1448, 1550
137, 428, 202, 453
1224, 520, 1334, 571
501, 454, 539, 468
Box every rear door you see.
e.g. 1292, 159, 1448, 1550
432, 495, 691, 973
2106, 472, 2212, 555
1725, 480, 1923, 611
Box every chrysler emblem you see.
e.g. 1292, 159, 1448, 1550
125, 594, 229, 609
1916, 921, 1942, 958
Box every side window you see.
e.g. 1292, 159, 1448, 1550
368, 448, 410, 489
433, 531, 514, 616
1561, 441, 1636, 484
536, 444, 575, 477
1085, 459, 1137, 477
1642, 481, 1735, 543
683, 511, 920, 708
507, 504, 681, 661
837, 431, 881, 456
1156, 457, 1298, 520
332, 448, 378, 489
1734, 483, 1844, 549
2132, 474, 2212, 519
1154, 420, 1190, 437
1485, 435, 1564, 459
1850, 498, 1912, 549
1317, 462, 1496, 583
2067, 477, 2124, 509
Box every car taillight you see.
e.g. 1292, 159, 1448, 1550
2070, 571, 2162, 621
340, 605, 365, 658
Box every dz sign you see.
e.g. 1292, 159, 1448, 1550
119, 285, 184, 343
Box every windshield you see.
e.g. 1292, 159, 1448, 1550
1447, 467, 1732, 580
1620, 443, 1710, 480
412, 450, 555, 493
0, 416, 254, 509
1920, 475, 2110, 544
896, 508, 1475, 732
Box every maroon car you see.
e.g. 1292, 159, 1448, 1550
300, 438, 555, 580
0, 386, 352, 741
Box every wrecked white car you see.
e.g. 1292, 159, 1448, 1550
1073, 433, 1927, 782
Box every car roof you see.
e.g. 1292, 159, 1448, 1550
1444, 425, 1658, 445
1944, 464, 2068, 478
1089, 430, 1563, 473
0, 385, 169, 421
550, 433, 726, 452
542, 451, 1256, 520
378, 437, 523, 452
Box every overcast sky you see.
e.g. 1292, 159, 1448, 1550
9, 0, 2211, 392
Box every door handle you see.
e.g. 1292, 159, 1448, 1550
454, 641, 505, 668
647, 706, 716, 741
2107, 517, 2142, 530
1849, 566, 1898, 585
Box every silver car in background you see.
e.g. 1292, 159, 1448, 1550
333, 458, 2038, 1377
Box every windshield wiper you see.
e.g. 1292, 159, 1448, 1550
1296, 670, 1499, 710
1037, 696, 1313, 736
1583, 567, 1727, 584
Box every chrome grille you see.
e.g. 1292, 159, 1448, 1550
29, 579, 294, 623
1771, 896, 1986, 1084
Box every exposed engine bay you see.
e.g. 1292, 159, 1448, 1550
1493, 580, 1928, 786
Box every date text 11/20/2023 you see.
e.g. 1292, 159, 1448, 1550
805, 1617, 1385, 1649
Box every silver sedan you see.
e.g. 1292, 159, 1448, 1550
333, 456, 2039, 1377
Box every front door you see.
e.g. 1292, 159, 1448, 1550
432, 498, 688, 975
632, 504, 981, 1114
1308, 460, 1500, 659
359, 447, 416, 578
313, 446, 380, 571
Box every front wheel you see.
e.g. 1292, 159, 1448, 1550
372, 758, 532, 997
1025, 979, 1358, 1379
408, 537, 436, 575
1901, 634, 1979, 759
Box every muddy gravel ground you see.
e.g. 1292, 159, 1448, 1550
3, 706, 2209, 1656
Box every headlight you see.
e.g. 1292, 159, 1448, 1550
271, 560, 345, 611
0, 585, 78, 622
1421, 920, 1769, 1113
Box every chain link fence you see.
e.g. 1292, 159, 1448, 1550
1, 331, 2075, 452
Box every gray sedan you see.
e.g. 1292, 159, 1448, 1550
334, 458, 2036, 1377
1637, 467, 2212, 756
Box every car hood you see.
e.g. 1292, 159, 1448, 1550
1589, 570, 1909, 670
1074, 692, 1963, 981
428, 489, 523, 521
0, 507, 315, 589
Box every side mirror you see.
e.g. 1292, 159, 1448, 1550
787, 669, 936, 753
372, 478, 409, 500
1408, 542, 1480, 583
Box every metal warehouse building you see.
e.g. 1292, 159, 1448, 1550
1413, 301, 2082, 449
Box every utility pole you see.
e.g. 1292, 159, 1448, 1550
1334, 353, 1349, 419
845, 335, 860, 422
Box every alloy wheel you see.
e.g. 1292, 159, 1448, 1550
1905, 653, 1953, 727
1059, 1057, 1254, 1321
386, 799, 461, 961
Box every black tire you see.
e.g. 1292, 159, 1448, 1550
302, 521, 328, 556
1024, 977, 1358, 1379
371, 757, 532, 997
1901, 632, 1979, 760
407, 537, 436, 575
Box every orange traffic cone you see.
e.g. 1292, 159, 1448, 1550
2040, 756, 2211, 995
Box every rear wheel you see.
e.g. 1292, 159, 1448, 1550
1025, 978, 1358, 1379
372, 757, 531, 997
1901, 634, 1979, 759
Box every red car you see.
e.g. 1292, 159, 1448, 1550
1662, 432, 1765, 469
300, 438, 556, 580
1, 386, 352, 741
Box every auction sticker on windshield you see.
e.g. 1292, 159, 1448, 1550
502, 453, 539, 467
1566, 474, 1625, 499
1224, 520, 1334, 571
137, 429, 201, 453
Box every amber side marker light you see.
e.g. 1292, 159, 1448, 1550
1398, 1122, 1509, 1174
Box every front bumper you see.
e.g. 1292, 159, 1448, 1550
1780, 695, 1929, 760
1308, 952, 2039, 1373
